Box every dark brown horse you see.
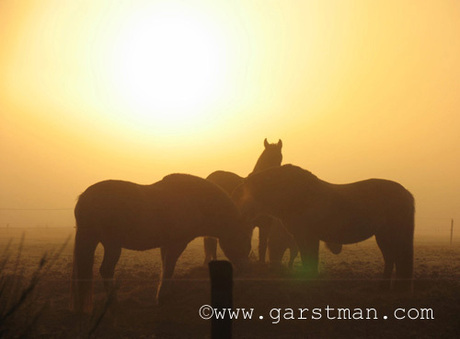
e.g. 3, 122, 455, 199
233, 164, 415, 291
204, 138, 283, 264
71, 174, 252, 313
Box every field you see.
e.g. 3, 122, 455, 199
1, 227, 459, 338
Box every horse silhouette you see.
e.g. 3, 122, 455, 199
233, 164, 415, 291
204, 138, 284, 264
71, 173, 252, 313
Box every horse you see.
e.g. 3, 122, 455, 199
232, 164, 415, 291
71, 173, 252, 313
203, 138, 284, 264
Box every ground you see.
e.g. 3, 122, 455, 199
1, 227, 459, 338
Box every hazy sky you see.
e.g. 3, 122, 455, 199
1, 1, 459, 235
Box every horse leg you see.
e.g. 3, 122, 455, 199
296, 235, 320, 277
375, 233, 395, 291
99, 244, 122, 301
267, 235, 285, 269
157, 241, 188, 305
203, 237, 218, 265
258, 221, 271, 263
288, 241, 299, 269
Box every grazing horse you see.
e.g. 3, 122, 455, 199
204, 138, 283, 264
71, 174, 251, 313
233, 164, 415, 291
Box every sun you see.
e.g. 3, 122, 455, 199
107, 2, 228, 132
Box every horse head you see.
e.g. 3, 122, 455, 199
230, 182, 270, 230
252, 138, 283, 174
218, 217, 252, 267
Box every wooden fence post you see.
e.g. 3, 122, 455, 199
209, 260, 233, 339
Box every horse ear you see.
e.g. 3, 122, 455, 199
264, 138, 269, 148
277, 139, 282, 148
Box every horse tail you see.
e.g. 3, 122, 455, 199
70, 227, 99, 313
394, 194, 415, 291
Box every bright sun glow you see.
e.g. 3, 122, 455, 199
108, 2, 227, 132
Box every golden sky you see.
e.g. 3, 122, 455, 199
0, 0, 459, 234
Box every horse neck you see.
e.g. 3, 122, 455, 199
250, 155, 279, 175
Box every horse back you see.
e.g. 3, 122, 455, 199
325, 178, 415, 242
278, 177, 415, 244
207, 170, 244, 195
336, 178, 414, 212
